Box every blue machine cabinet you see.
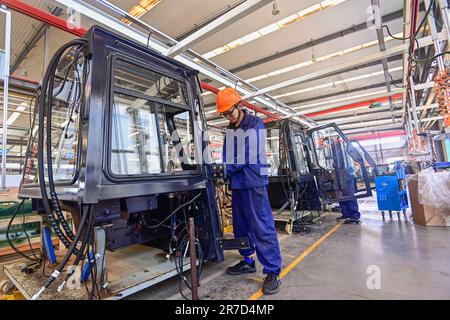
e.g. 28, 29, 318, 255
375, 161, 409, 216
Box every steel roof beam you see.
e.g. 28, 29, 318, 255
287, 78, 402, 107
306, 93, 403, 118
11, 6, 63, 73
343, 126, 404, 135
164, 0, 273, 58
315, 106, 402, 121
229, 7, 415, 74
347, 130, 406, 140
56, 0, 313, 126
371, 0, 394, 112
243, 31, 447, 99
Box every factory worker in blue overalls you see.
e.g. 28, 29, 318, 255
330, 139, 361, 224
216, 88, 282, 295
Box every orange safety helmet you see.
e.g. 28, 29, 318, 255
216, 88, 241, 113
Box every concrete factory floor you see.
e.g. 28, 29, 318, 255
129, 196, 450, 300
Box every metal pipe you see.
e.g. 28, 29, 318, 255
424, 0, 446, 71
409, 76, 421, 131
1, 6, 11, 190
305, 93, 403, 118
371, 0, 395, 112
230, 8, 411, 74
188, 217, 199, 300
402, 0, 419, 131
348, 130, 406, 141
82, 0, 303, 119
244, 33, 441, 99
0, 0, 85, 36
11, 6, 63, 73
0, 0, 290, 124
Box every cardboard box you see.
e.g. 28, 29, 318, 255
407, 175, 450, 227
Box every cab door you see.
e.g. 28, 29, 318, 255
350, 140, 379, 192
306, 123, 373, 204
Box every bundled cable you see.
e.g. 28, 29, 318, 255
57, 204, 96, 296
6, 199, 41, 263
434, 69, 450, 127
140, 193, 202, 229
37, 39, 88, 252
45, 41, 88, 242
174, 223, 203, 300
31, 204, 91, 300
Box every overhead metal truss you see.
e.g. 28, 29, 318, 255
56, 0, 314, 127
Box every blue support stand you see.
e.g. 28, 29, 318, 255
42, 226, 56, 265
80, 251, 95, 283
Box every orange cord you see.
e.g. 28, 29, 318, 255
434, 69, 450, 127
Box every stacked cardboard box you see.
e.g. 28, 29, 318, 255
407, 175, 450, 226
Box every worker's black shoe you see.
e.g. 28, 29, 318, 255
262, 273, 281, 295
226, 260, 256, 275
344, 218, 361, 224
336, 215, 349, 220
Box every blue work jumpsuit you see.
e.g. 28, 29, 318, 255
223, 110, 282, 275
337, 167, 361, 219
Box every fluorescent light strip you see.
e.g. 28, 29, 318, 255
358, 136, 403, 146
246, 33, 403, 84
316, 102, 391, 120
274, 66, 402, 100
121, 0, 161, 25
6, 103, 27, 126
293, 88, 403, 112
202, 0, 347, 60
318, 107, 403, 125
202, 32, 404, 97
209, 119, 229, 125
205, 88, 402, 121
205, 89, 396, 114
339, 118, 394, 129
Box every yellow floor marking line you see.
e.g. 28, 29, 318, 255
248, 220, 345, 300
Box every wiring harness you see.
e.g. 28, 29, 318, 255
26, 39, 102, 300
434, 69, 450, 127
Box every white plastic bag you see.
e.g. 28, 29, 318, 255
417, 167, 450, 210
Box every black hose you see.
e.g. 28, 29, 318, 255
37, 39, 87, 251
46, 40, 87, 242
5, 199, 41, 262
59, 204, 96, 291
175, 228, 203, 300
31, 203, 91, 300
141, 193, 202, 229
408, 0, 435, 64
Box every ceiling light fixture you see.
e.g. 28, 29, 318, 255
122, 0, 161, 25
202, 0, 348, 59
202, 32, 404, 98
274, 66, 402, 100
